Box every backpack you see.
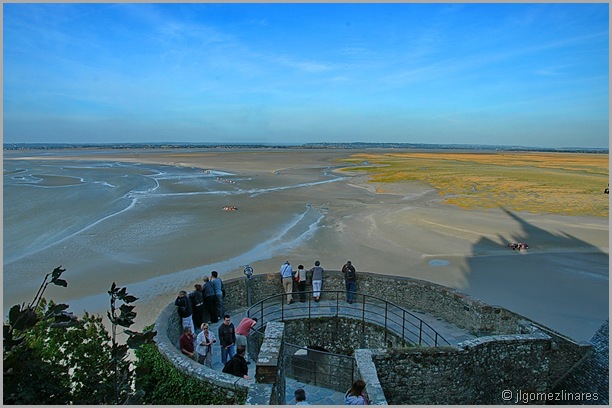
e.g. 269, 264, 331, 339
222, 358, 235, 375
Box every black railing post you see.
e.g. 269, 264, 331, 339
384, 302, 389, 345
419, 320, 423, 346
402, 310, 406, 347
361, 294, 366, 334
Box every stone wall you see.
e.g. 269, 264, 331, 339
283, 316, 404, 355
153, 301, 252, 405
372, 332, 553, 405
154, 270, 594, 405
225, 270, 529, 337
553, 319, 609, 405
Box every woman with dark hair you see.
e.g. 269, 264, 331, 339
344, 379, 368, 405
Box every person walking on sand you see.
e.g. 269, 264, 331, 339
345, 379, 368, 405
196, 323, 216, 368
175, 290, 195, 333
296, 264, 307, 302
280, 261, 294, 304
211, 270, 225, 319
235, 317, 258, 363
309, 261, 324, 302
218, 314, 236, 364
342, 260, 357, 304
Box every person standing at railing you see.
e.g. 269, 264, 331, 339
211, 271, 225, 319
342, 260, 357, 304
309, 260, 324, 302
280, 260, 294, 304
295, 264, 307, 302
235, 317, 257, 364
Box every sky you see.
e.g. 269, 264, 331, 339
3, 3, 609, 148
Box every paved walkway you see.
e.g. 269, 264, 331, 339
197, 300, 475, 405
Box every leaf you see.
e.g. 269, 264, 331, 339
51, 266, 65, 280
116, 317, 134, 328
8, 305, 23, 326
51, 278, 68, 287
125, 330, 157, 349
44, 303, 69, 318
119, 304, 135, 314
122, 295, 139, 303
10, 307, 39, 331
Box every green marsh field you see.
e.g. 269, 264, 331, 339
340, 152, 609, 217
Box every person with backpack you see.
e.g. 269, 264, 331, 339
342, 260, 357, 304
222, 345, 251, 380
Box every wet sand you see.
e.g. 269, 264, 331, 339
4, 148, 609, 341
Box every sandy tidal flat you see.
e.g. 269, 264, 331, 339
3, 148, 608, 341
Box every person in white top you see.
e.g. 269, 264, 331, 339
196, 323, 217, 368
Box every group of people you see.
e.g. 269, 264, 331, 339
175, 271, 226, 335
177, 310, 258, 380
293, 379, 368, 405
280, 260, 358, 304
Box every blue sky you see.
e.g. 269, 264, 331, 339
3, 3, 609, 148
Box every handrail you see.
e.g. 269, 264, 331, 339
247, 290, 450, 348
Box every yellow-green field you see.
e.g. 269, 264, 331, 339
339, 152, 609, 217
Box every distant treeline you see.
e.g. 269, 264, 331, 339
3, 142, 608, 154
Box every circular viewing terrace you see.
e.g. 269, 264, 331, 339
153, 269, 594, 405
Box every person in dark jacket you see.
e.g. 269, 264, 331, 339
189, 284, 205, 329
202, 276, 218, 323
222, 345, 251, 380
342, 260, 357, 304
175, 290, 194, 333
218, 314, 236, 364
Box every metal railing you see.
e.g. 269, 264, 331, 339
245, 290, 450, 393
247, 290, 450, 348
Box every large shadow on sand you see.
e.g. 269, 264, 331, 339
461, 208, 608, 342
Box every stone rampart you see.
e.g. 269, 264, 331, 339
153, 301, 252, 404
154, 270, 594, 405
373, 332, 552, 405
225, 270, 531, 336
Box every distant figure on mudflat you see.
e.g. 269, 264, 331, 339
309, 260, 324, 302
342, 260, 357, 304
175, 290, 195, 333
295, 264, 307, 302
280, 260, 294, 304
211, 270, 225, 319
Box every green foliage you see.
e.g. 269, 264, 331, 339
3, 267, 156, 405
134, 344, 247, 405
